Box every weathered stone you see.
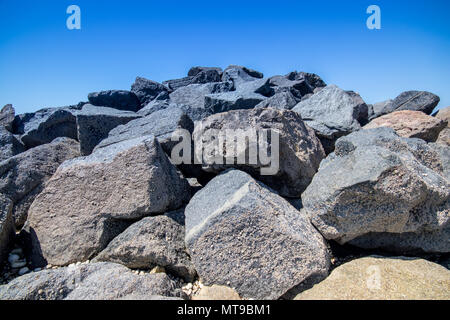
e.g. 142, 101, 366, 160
268, 75, 313, 100
302, 127, 449, 253
193, 108, 325, 197
163, 69, 222, 91
185, 170, 330, 300
0, 262, 185, 300
255, 91, 299, 110
87, 90, 141, 112
95, 107, 193, 155
435, 106, 450, 123
368, 99, 394, 120
0, 104, 15, 132
222, 65, 263, 85
292, 85, 368, 153
94, 211, 196, 282
188, 67, 223, 77
27, 136, 191, 266
285, 71, 326, 90
193, 285, 241, 300
0, 138, 80, 228
364, 110, 447, 142
0, 195, 14, 265
295, 256, 450, 300
75, 104, 140, 155
131, 77, 170, 106
435, 107, 450, 146
392, 91, 440, 115
0, 127, 25, 162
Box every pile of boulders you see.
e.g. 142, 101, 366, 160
0, 65, 448, 300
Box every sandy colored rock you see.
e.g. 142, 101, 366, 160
295, 256, 450, 300
364, 110, 446, 142
435, 107, 450, 146
193, 285, 241, 300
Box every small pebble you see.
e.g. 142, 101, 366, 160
8, 254, 20, 264
11, 260, 27, 269
18, 267, 30, 276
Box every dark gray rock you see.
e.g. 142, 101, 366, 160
0, 262, 185, 300
268, 75, 313, 100
0, 195, 14, 266
75, 104, 140, 156
94, 211, 196, 282
193, 108, 325, 197
13, 107, 79, 149
255, 91, 299, 110
0, 127, 25, 162
137, 99, 171, 117
0, 138, 80, 228
285, 71, 327, 90
0, 104, 15, 132
27, 136, 191, 266
188, 66, 223, 77
163, 69, 222, 91
292, 85, 369, 153
185, 170, 330, 300
222, 65, 264, 85
131, 77, 170, 106
302, 127, 449, 253
87, 90, 141, 112
368, 99, 394, 120
392, 91, 440, 115
95, 107, 193, 155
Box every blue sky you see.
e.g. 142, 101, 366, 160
0, 0, 449, 114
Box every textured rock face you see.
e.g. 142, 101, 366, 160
0, 127, 25, 162
435, 106, 450, 123
95, 107, 193, 155
221, 65, 263, 85
13, 107, 79, 149
163, 69, 222, 91
0, 104, 15, 132
188, 66, 223, 77
87, 90, 141, 112
193, 285, 241, 300
0, 195, 14, 265
76, 105, 140, 156
364, 110, 447, 142
131, 77, 170, 106
185, 170, 330, 300
435, 107, 450, 146
0, 138, 80, 228
295, 256, 450, 300
254, 91, 299, 110
302, 127, 449, 253
285, 71, 327, 90
193, 108, 325, 197
392, 91, 440, 115
27, 136, 191, 266
0, 262, 185, 300
94, 211, 196, 282
292, 85, 368, 153
268, 75, 313, 100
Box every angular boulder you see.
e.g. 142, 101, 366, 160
392, 91, 440, 115
254, 91, 299, 110
0, 138, 80, 228
268, 75, 313, 100
435, 107, 450, 146
131, 77, 170, 106
185, 170, 330, 300
94, 210, 196, 282
285, 71, 327, 90
0, 262, 185, 300
295, 256, 450, 300
221, 65, 263, 85
0, 127, 25, 162
364, 110, 447, 142
87, 90, 141, 112
163, 69, 222, 91
0, 104, 15, 132
75, 104, 140, 155
292, 85, 368, 153
302, 127, 450, 253
0, 195, 14, 265
188, 66, 223, 77
193, 108, 325, 197
27, 136, 191, 266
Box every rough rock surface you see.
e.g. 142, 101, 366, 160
255, 91, 299, 110
292, 85, 368, 153
87, 90, 141, 112
364, 110, 447, 142
76, 104, 140, 155
0, 195, 14, 265
221, 65, 263, 85
435, 107, 450, 146
0, 104, 15, 132
0, 262, 185, 300
131, 77, 170, 106
302, 127, 449, 253
185, 170, 330, 300
188, 66, 223, 77
0, 138, 80, 228
94, 211, 196, 282
295, 256, 450, 300
193, 285, 241, 300
12, 107, 79, 149
0, 127, 25, 162
163, 69, 222, 91
193, 108, 325, 197
95, 107, 193, 155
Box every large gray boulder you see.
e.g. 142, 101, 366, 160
221, 65, 263, 85
0, 262, 185, 300
255, 91, 299, 110
188, 66, 223, 77
94, 210, 196, 282
131, 77, 170, 106
75, 104, 140, 155
0, 104, 15, 132
0, 127, 25, 162
185, 170, 330, 300
292, 85, 369, 153
87, 90, 141, 112
302, 127, 449, 253
193, 108, 325, 197
27, 136, 191, 266
268, 75, 313, 100
0, 138, 80, 228
94, 107, 193, 155
12, 106, 79, 149
163, 69, 222, 91
0, 195, 14, 266
285, 71, 327, 90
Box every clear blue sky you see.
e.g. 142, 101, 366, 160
0, 0, 449, 114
